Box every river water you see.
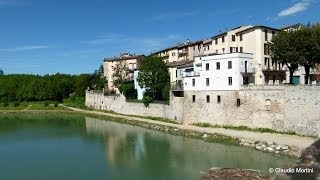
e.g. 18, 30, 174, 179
0, 113, 296, 180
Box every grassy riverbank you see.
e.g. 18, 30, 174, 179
0, 101, 66, 111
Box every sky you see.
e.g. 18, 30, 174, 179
0, 0, 319, 75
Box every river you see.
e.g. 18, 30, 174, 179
0, 113, 296, 180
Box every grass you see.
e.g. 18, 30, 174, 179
193, 122, 300, 136
0, 101, 66, 110
63, 97, 85, 109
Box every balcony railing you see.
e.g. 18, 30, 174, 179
183, 71, 200, 77
240, 68, 255, 74
171, 81, 184, 91
309, 68, 318, 75
262, 65, 286, 71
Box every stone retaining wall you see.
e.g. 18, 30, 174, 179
85, 85, 320, 137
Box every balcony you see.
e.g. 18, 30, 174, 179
183, 71, 200, 77
240, 68, 255, 74
178, 51, 188, 57
262, 65, 286, 72
309, 68, 318, 75
171, 80, 183, 91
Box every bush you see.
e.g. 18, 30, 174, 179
54, 102, 59, 107
13, 101, 20, 107
142, 95, 153, 108
162, 84, 171, 104
119, 81, 137, 99
44, 101, 49, 106
2, 102, 9, 107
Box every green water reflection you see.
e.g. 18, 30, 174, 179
0, 113, 296, 180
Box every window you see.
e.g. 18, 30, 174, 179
264, 43, 269, 55
240, 34, 243, 41
232, 35, 236, 41
192, 95, 195, 103
198, 45, 201, 50
216, 62, 220, 70
240, 47, 243, 53
222, 36, 225, 43
172, 52, 176, 56
228, 61, 232, 69
216, 50, 218, 53
206, 63, 209, 70
222, 48, 225, 53
175, 70, 177, 78
217, 95, 221, 103
265, 58, 270, 69
206, 78, 210, 86
265, 29, 268, 41
208, 45, 210, 50
230, 47, 233, 53
206, 95, 210, 103
204, 47, 206, 51
228, 77, 232, 85
193, 46, 195, 51
192, 79, 195, 86
272, 31, 275, 37
237, 99, 241, 107
215, 39, 218, 45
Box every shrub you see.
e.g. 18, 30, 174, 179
13, 101, 20, 107
3, 102, 9, 107
142, 95, 153, 108
44, 101, 49, 106
162, 84, 171, 104
119, 81, 137, 99
54, 102, 59, 107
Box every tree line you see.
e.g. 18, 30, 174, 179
0, 66, 105, 102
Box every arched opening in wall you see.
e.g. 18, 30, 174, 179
265, 99, 272, 111
265, 99, 271, 107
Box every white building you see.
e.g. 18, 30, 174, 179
133, 70, 145, 100
183, 53, 254, 91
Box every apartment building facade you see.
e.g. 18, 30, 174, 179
183, 53, 254, 91
103, 53, 144, 91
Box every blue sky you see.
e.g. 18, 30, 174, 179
0, 0, 319, 75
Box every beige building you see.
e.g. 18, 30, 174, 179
198, 25, 286, 85
235, 26, 287, 85
103, 53, 144, 91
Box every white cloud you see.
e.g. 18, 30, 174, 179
0, 0, 25, 6
147, 11, 196, 22
0, 45, 49, 52
278, 0, 312, 17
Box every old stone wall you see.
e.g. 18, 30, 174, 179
85, 85, 320, 137
85, 91, 184, 123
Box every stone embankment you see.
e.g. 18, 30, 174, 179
240, 139, 295, 156
202, 139, 320, 180
271, 139, 320, 180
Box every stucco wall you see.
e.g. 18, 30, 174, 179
86, 85, 320, 137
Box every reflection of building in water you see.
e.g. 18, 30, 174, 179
85, 117, 294, 174
85, 117, 146, 166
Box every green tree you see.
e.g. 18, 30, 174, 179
112, 60, 130, 88
269, 31, 302, 84
0, 69, 3, 75
294, 26, 320, 84
137, 56, 170, 101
